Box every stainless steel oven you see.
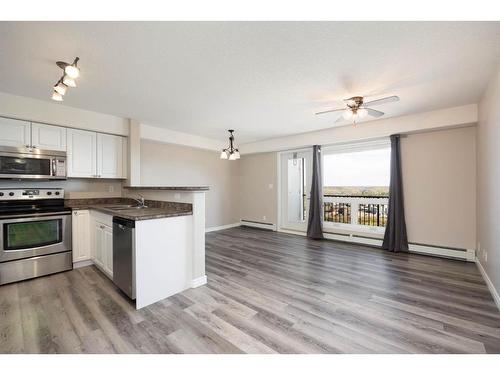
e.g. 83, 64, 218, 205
0, 188, 72, 285
0, 146, 66, 180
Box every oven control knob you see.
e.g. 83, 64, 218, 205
47, 191, 52, 195
9, 192, 14, 196
0, 192, 3, 196
55, 191, 60, 196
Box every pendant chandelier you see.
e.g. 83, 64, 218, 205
51, 57, 81, 102
220, 130, 240, 160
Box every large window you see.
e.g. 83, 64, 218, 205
322, 140, 390, 231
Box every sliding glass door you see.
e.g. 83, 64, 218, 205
280, 150, 312, 232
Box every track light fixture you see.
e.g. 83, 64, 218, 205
51, 57, 80, 101
220, 130, 240, 161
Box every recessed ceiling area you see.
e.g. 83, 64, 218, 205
0, 21, 499, 143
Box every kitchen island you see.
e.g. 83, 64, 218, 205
67, 189, 208, 309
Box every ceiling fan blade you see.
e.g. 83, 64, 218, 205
315, 108, 345, 115
363, 95, 399, 107
365, 108, 384, 118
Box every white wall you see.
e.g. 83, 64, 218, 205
0, 91, 129, 136
241, 104, 477, 154
477, 63, 500, 302
0, 179, 123, 199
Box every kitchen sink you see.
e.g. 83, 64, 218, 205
111, 206, 149, 210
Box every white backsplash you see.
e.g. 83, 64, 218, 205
0, 179, 123, 199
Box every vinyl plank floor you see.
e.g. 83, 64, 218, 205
1, 226, 499, 354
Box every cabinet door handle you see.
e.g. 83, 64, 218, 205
74, 212, 78, 216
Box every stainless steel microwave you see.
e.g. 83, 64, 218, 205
0, 146, 67, 180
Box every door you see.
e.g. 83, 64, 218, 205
97, 133, 124, 178
67, 129, 97, 178
72, 210, 90, 262
0, 117, 30, 148
31, 123, 67, 151
280, 150, 313, 232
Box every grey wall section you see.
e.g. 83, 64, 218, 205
401, 126, 476, 250
238, 152, 277, 225
477, 64, 500, 296
140, 140, 240, 228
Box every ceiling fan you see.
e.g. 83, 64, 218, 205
315, 95, 400, 123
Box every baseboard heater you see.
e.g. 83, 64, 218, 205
322, 232, 475, 262
240, 219, 276, 231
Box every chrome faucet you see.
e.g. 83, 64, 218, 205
131, 194, 147, 208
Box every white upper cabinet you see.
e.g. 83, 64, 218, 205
1, 116, 127, 179
67, 128, 97, 178
31, 122, 67, 151
97, 133, 124, 179
0, 117, 31, 148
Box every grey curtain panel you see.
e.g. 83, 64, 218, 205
382, 134, 409, 252
307, 145, 324, 240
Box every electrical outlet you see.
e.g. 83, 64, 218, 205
107, 185, 114, 193
174, 193, 181, 200
484, 250, 488, 263
263, 215, 267, 221
268, 183, 273, 189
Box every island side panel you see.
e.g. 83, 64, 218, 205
123, 189, 207, 288
191, 191, 207, 287
134, 215, 193, 309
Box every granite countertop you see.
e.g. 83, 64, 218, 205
123, 186, 209, 191
65, 198, 193, 221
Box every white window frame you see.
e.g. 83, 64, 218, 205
322, 138, 390, 235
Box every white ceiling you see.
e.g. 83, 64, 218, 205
0, 22, 499, 143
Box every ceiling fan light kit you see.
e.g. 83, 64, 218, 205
220, 130, 240, 160
316, 95, 399, 124
51, 57, 80, 101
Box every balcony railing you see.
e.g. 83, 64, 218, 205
323, 195, 389, 230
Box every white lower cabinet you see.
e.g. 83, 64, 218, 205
72, 210, 91, 263
71, 210, 113, 279
91, 211, 113, 279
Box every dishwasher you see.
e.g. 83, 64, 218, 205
113, 217, 136, 300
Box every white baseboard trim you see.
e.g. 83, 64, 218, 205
205, 223, 241, 233
190, 275, 207, 288
324, 232, 383, 247
240, 220, 276, 231
278, 228, 474, 262
476, 258, 500, 311
279, 228, 306, 236
73, 259, 93, 269
410, 244, 475, 262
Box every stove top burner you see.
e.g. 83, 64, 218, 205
0, 188, 68, 218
